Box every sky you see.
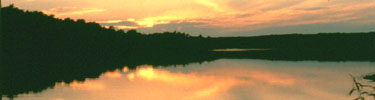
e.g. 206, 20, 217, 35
3, 0, 375, 36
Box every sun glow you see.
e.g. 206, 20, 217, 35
97, 19, 123, 23
6, 0, 375, 35
117, 25, 138, 29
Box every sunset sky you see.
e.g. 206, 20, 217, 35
3, 0, 375, 36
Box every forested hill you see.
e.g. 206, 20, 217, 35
2, 5, 375, 62
2, 5, 375, 68
211, 32, 375, 49
2, 5, 213, 66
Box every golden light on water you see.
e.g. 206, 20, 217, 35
194, 79, 237, 97
58, 65, 298, 99
12, 60, 375, 100
124, 66, 241, 98
117, 65, 298, 98
69, 81, 105, 91
126, 73, 135, 80
249, 71, 295, 86
129, 66, 203, 85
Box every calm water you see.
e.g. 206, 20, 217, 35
4, 59, 375, 100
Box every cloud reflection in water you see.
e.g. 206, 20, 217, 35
9, 60, 375, 100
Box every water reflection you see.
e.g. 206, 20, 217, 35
126, 66, 239, 98
5, 59, 375, 100
69, 81, 105, 91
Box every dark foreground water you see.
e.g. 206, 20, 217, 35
3, 59, 375, 100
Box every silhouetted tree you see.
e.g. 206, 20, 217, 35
108, 25, 115, 30
76, 19, 86, 24
126, 29, 139, 35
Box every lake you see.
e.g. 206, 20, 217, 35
2, 59, 375, 100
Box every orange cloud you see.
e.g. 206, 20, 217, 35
96, 19, 123, 23
6, 0, 375, 35
116, 26, 138, 29
194, 0, 227, 12
104, 71, 122, 78
42, 7, 105, 17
